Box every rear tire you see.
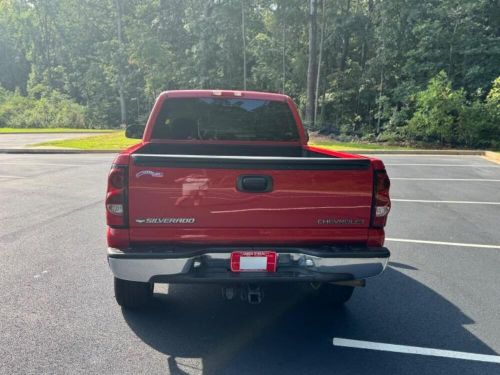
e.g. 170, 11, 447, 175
114, 277, 153, 309
314, 283, 354, 307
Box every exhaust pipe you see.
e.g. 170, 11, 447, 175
333, 279, 366, 287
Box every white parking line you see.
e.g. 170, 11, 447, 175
0, 162, 84, 167
332, 338, 500, 364
392, 199, 500, 205
391, 178, 500, 182
386, 238, 500, 249
385, 163, 500, 167
0, 175, 26, 178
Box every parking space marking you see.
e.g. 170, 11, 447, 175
332, 338, 500, 364
385, 163, 500, 167
386, 238, 500, 249
0, 162, 87, 167
392, 199, 500, 205
0, 175, 26, 178
391, 178, 500, 182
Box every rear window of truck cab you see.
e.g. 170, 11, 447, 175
151, 97, 299, 141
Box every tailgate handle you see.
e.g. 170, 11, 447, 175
237, 175, 273, 193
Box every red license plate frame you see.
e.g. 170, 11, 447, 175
230, 251, 277, 272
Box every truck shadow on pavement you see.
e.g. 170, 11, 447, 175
122, 267, 498, 375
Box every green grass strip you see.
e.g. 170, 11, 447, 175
31, 131, 139, 150
0, 128, 115, 134
309, 140, 413, 151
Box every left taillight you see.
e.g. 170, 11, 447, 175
371, 169, 391, 228
106, 165, 128, 227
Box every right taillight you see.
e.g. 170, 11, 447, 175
371, 169, 391, 228
106, 165, 128, 228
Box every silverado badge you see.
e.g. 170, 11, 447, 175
135, 217, 196, 224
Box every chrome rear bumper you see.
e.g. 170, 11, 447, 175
108, 246, 389, 283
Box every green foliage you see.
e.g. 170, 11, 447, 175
407, 72, 500, 148
407, 71, 465, 145
480, 77, 500, 148
486, 78, 500, 121
0, 87, 87, 129
458, 99, 495, 148
0, 0, 498, 148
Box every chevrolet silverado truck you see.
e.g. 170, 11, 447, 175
106, 90, 391, 308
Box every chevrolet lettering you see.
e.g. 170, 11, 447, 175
317, 218, 365, 225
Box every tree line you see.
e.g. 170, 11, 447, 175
0, 0, 499, 147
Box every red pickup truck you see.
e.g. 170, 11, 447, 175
106, 90, 391, 308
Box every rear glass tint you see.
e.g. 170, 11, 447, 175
152, 98, 299, 141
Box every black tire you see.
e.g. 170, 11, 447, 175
313, 283, 355, 307
114, 277, 153, 308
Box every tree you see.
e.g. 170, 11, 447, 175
114, 0, 127, 125
241, 0, 247, 90
305, 0, 318, 126
0, 0, 498, 148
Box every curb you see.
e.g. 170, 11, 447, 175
0, 148, 495, 158
355, 150, 485, 155
0, 148, 118, 154
0, 131, 114, 135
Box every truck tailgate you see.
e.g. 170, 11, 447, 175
127, 154, 373, 243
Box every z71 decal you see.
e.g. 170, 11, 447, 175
135, 170, 164, 178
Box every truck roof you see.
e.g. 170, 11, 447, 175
158, 90, 291, 102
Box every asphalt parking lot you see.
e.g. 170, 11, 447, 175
0, 153, 499, 374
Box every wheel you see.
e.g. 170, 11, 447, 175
114, 277, 153, 308
313, 283, 355, 307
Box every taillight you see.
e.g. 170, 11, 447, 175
106, 165, 128, 227
371, 169, 391, 228
109, 168, 125, 189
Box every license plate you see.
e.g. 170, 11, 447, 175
230, 251, 277, 272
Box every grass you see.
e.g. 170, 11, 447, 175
309, 139, 413, 151
33, 131, 497, 152
0, 127, 114, 134
31, 131, 415, 151
32, 131, 139, 150
484, 151, 500, 164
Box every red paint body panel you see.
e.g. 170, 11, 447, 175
128, 166, 373, 230
107, 90, 390, 249
107, 227, 130, 248
128, 227, 370, 246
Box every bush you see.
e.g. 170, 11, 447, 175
361, 133, 376, 142
406, 71, 465, 146
0, 87, 88, 128
458, 100, 494, 148
377, 131, 404, 144
457, 78, 500, 149
406, 73, 499, 149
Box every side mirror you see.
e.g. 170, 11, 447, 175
125, 125, 145, 139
